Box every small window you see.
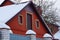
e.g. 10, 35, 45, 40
35, 19, 40, 29
18, 14, 23, 24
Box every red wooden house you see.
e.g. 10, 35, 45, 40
46, 22, 59, 34
0, 1, 52, 38
0, 0, 14, 7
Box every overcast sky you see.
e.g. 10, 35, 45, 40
21, 0, 60, 9
53, 0, 60, 16
54, 0, 60, 9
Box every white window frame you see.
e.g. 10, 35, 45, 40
18, 14, 23, 25
35, 19, 40, 29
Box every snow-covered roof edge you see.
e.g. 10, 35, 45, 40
26, 30, 36, 35
0, 0, 5, 5
40, 16, 52, 35
0, 23, 13, 33
0, 23, 10, 29
43, 33, 52, 37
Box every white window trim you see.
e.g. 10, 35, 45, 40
18, 14, 23, 25
26, 12, 33, 30
35, 19, 40, 29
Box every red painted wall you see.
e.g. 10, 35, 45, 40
6, 6, 48, 38
32, 12, 47, 38
7, 9, 27, 35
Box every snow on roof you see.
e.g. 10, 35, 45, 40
56, 22, 60, 26
0, 23, 13, 33
0, 23, 10, 29
9, 30, 13, 33
10, 0, 29, 3
43, 33, 52, 37
10, 0, 18, 3
0, 0, 5, 5
54, 30, 60, 39
0, 2, 29, 23
26, 30, 36, 35
58, 27, 60, 30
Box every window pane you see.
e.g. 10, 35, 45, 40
27, 13, 32, 30
18, 15, 23, 24
36, 20, 39, 29
36, 21, 39, 28
19, 16, 22, 23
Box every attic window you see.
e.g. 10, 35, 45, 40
18, 14, 23, 25
26, 13, 32, 30
35, 19, 40, 29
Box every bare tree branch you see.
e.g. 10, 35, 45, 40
32, 0, 60, 24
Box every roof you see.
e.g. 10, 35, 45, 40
0, 0, 5, 5
10, 0, 29, 3
0, 2, 29, 23
55, 22, 60, 27
0, 23, 10, 29
40, 16, 52, 35
9, 30, 13, 33
26, 30, 36, 35
0, 23, 13, 33
10, 0, 21, 3
46, 21, 60, 27
43, 33, 52, 37
54, 30, 60, 39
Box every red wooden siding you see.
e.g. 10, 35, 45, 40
32, 12, 47, 38
6, 9, 27, 35
6, 5, 48, 38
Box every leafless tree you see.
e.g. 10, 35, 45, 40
32, 0, 60, 24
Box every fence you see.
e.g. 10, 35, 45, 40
0, 34, 57, 40
10, 34, 30, 40
10, 34, 53, 40
36, 38, 43, 40
37, 38, 52, 40
0, 29, 59, 40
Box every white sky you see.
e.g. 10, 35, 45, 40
53, 0, 60, 16
54, 0, 60, 9
21, 0, 60, 9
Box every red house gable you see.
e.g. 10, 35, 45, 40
0, 0, 14, 7
0, 1, 52, 38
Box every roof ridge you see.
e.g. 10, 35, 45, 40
0, 1, 30, 8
